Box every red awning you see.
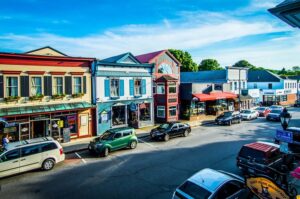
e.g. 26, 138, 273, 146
192, 92, 237, 102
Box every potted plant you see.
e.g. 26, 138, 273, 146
72, 93, 84, 98
29, 94, 44, 101
52, 94, 66, 99
4, 96, 20, 103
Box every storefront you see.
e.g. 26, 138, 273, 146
262, 89, 296, 106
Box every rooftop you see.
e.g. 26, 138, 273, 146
248, 70, 281, 82
181, 70, 227, 83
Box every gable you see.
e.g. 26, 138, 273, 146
25, 46, 67, 57
118, 54, 140, 64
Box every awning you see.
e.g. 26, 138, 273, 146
0, 102, 95, 117
193, 92, 237, 102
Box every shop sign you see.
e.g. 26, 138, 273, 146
31, 115, 50, 121
276, 129, 293, 143
284, 90, 292, 94
276, 90, 284, 95
130, 103, 137, 111
100, 111, 109, 123
58, 120, 64, 128
5, 122, 17, 127
263, 90, 275, 95
246, 176, 289, 199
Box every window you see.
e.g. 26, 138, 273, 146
110, 79, 119, 97
134, 79, 142, 96
41, 143, 57, 152
230, 82, 233, 90
168, 82, 176, 93
153, 83, 156, 94
157, 106, 165, 118
139, 103, 151, 121
21, 145, 40, 157
123, 130, 132, 137
178, 181, 211, 199
234, 82, 237, 90
73, 77, 82, 94
268, 83, 272, 89
6, 77, 18, 97
1, 149, 20, 162
53, 77, 63, 95
157, 83, 165, 94
254, 83, 257, 89
114, 133, 122, 139
243, 82, 246, 89
169, 106, 177, 117
30, 77, 42, 96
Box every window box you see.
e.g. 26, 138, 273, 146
4, 96, 20, 103
52, 94, 66, 99
29, 94, 44, 101
72, 93, 84, 98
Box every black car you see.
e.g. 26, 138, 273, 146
294, 100, 300, 107
215, 111, 241, 126
266, 109, 282, 121
150, 122, 191, 141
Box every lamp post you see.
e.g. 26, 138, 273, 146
280, 108, 292, 130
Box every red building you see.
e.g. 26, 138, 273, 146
136, 50, 181, 122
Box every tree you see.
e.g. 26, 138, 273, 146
278, 67, 287, 75
292, 66, 300, 72
233, 60, 255, 69
198, 59, 222, 71
168, 49, 198, 72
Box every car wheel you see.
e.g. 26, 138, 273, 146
164, 134, 169, 141
129, 140, 137, 149
102, 147, 109, 157
183, 129, 189, 137
42, 159, 55, 171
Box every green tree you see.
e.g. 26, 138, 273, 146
278, 67, 287, 75
198, 59, 222, 71
168, 49, 198, 72
233, 60, 255, 69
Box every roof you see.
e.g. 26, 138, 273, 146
288, 75, 300, 80
100, 52, 141, 64
25, 46, 68, 56
156, 75, 178, 82
244, 142, 279, 153
181, 70, 227, 83
5, 137, 54, 151
187, 168, 233, 193
136, 50, 181, 65
193, 92, 237, 102
248, 70, 281, 82
107, 127, 134, 133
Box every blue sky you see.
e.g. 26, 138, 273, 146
0, 0, 299, 69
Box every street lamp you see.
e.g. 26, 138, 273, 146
280, 108, 292, 130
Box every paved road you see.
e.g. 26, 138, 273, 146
1, 108, 299, 199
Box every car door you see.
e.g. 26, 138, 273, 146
178, 124, 185, 134
110, 132, 123, 150
171, 124, 180, 136
0, 149, 21, 178
20, 144, 42, 172
212, 180, 246, 199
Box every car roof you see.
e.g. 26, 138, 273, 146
187, 168, 232, 193
5, 137, 55, 151
244, 142, 279, 153
107, 127, 134, 133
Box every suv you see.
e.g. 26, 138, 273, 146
215, 111, 241, 126
236, 142, 283, 178
0, 137, 65, 178
88, 127, 138, 157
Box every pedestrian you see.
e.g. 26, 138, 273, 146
1, 133, 10, 150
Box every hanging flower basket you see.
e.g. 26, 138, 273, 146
52, 94, 66, 99
72, 93, 84, 98
4, 96, 20, 103
29, 94, 44, 101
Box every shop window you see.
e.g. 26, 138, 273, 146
73, 77, 82, 94
157, 106, 165, 118
280, 95, 287, 102
134, 79, 142, 96
53, 77, 63, 95
169, 82, 177, 93
139, 103, 151, 121
157, 84, 165, 94
112, 106, 126, 126
110, 79, 120, 97
30, 77, 42, 96
169, 106, 177, 117
191, 102, 205, 115
6, 77, 18, 97
268, 83, 272, 89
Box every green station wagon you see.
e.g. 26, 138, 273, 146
88, 127, 138, 157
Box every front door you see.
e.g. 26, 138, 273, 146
79, 114, 89, 137
19, 122, 30, 140
0, 149, 20, 178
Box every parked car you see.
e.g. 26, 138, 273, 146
255, 107, 270, 117
0, 137, 65, 178
270, 105, 284, 111
266, 109, 282, 121
215, 111, 241, 126
172, 168, 250, 199
294, 100, 300, 107
240, 109, 258, 120
236, 141, 283, 179
150, 122, 191, 141
88, 127, 138, 157
275, 127, 300, 154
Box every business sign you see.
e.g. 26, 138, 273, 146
276, 129, 293, 143
263, 90, 275, 95
284, 90, 292, 94
276, 90, 284, 95
246, 176, 290, 199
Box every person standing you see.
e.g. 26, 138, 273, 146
2, 133, 10, 150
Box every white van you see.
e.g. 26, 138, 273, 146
0, 137, 65, 178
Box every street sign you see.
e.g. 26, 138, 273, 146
276, 129, 293, 143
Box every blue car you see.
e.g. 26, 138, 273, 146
266, 109, 282, 121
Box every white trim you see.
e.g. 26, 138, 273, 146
52, 76, 64, 95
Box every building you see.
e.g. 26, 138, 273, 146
0, 47, 96, 142
247, 70, 297, 106
136, 50, 181, 122
93, 53, 154, 135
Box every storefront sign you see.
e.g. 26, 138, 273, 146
284, 90, 292, 94
263, 90, 275, 95
246, 176, 289, 199
130, 103, 137, 111
5, 122, 17, 127
30, 115, 50, 121
276, 129, 293, 143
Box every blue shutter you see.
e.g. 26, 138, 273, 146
120, 79, 124, 96
105, 79, 110, 97
129, 80, 134, 96
142, 79, 146, 95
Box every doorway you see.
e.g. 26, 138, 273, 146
32, 120, 47, 138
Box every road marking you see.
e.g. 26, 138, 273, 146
75, 152, 87, 164
138, 138, 156, 148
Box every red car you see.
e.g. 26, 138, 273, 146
255, 107, 270, 117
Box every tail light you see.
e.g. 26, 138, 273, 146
59, 148, 64, 155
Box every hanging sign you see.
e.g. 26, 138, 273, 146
130, 103, 137, 111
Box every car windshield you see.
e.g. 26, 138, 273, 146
221, 112, 232, 117
271, 110, 281, 114
158, 123, 172, 129
241, 110, 251, 114
177, 181, 211, 199
256, 107, 266, 111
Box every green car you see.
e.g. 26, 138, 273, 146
88, 127, 138, 157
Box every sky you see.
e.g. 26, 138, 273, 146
0, 0, 299, 69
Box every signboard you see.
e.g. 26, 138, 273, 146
246, 176, 289, 199
276, 129, 293, 143
63, 128, 70, 143
284, 89, 292, 94
100, 111, 108, 123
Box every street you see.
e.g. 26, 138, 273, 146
1, 108, 299, 199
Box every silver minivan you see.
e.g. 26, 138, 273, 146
0, 137, 65, 178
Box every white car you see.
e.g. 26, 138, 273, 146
240, 109, 258, 120
0, 137, 65, 178
172, 168, 250, 199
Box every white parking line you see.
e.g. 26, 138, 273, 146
75, 152, 87, 164
138, 138, 156, 148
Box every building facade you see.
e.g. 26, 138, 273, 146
0, 47, 95, 142
136, 50, 181, 122
93, 53, 154, 135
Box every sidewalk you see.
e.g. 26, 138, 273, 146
62, 118, 215, 154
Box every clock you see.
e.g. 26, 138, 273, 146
158, 63, 172, 74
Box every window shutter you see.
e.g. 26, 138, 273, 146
129, 79, 134, 96
142, 79, 146, 95
120, 79, 124, 96
104, 79, 110, 97
65, 76, 72, 95
0, 76, 3, 98
47, 76, 52, 96
21, 76, 29, 97
83, 76, 87, 94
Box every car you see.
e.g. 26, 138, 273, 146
215, 111, 241, 126
172, 168, 250, 199
266, 109, 282, 121
0, 137, 65, 178
88, 127, 138, 157
255, 107, 270, 117
236, 141, 283, 179
150, 122, 191, 141
294, 100, 300, 107
269, 105, 284, 111
240, 109, 258, 120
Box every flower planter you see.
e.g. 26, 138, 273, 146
4, 96, 20, 103
52, 94, 66, 100
72, 93, 84, 98
29, 95, 44, 101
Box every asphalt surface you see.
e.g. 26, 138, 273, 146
1, 107, 299, 199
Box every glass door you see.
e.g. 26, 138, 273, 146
19, 122, 30, 140
51, 120, 61, 141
